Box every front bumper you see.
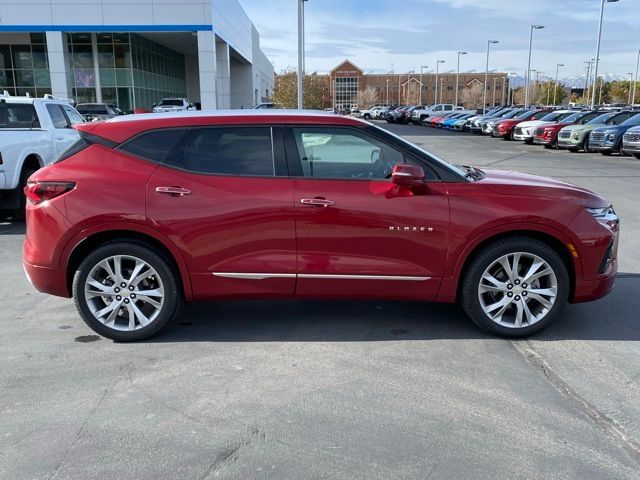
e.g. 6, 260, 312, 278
589, 141, 616, 152
557, 139, 582, 149
573, 271, 616, 303
533, 136, 554, 146
622, 143, 640, 153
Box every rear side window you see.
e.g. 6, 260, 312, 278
183, 127, 274, 176
46, 104, 68, 129
119, 129, 187, 164
0, 103, 40, 128
62, 104, 85, 125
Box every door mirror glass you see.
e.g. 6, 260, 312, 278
392, 164, 425, 187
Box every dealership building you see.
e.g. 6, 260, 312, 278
0, 0, 274, 111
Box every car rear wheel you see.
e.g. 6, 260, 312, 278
73, 242, 183, 341
461, 238, 569, 337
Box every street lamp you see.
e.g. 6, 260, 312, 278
553, 63, 564, 105
297, 0, 309, 110
633, 49, 640, 105
455, 51, 467, 108
525, 25, 545, 108
492, 78, 498, 107
628, 72, 634, 105
591, 0, 620, 109
419, 65, 428, 105
434, 60, 445, 106
483, 40, 499, 114
386, 79, 390, 105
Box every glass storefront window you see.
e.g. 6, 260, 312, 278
72, 44, 93, 69
114, 44, 130, 68
99, 68, 116, 87
12, 46, 33, 69
98, 44, 115, 68
31, 45, 47, 69
34, 69, 50, 88
14, 70, 34, 87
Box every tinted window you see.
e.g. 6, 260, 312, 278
621, 114, 640, 126
159, 99, 183, 106
587, 113, 615, 125
46, 104, 68, 129
608, 113, 633, 125
185, 127, 274, 176
120, 129, 187, 164
292, 127, 410, 180
0, 103, 40, 128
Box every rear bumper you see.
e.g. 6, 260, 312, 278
23, 260, 71, 298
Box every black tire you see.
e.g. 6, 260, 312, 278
460, 237, 569, 338
524, 138, 534, 145
634, 154, 640, 159
508, 131, 515, 141
568, 147, 579, 153
583, 137, 592, 153
601, 151, 612, 156
13, 167, 37, 221
72, 242, 183, 341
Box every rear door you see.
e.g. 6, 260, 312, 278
45, 104, 81, 155
284, 126, 449, 301
140, 126, 297, 300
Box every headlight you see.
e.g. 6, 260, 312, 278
587, 206, 619, 231
572, 132, 580, 139
607, 133, 616, 141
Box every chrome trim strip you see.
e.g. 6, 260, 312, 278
212, 273, 431, 281
299, 274, 431, 281
212, 272, 296, 280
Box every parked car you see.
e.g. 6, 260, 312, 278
589, 113, 640, 155
532, 111, 601, 148
369, 106, 386, 119
252, 102, 276, 109
411, 104, 459, 125
152, 98, 196, 113
0, 92, 85, 219
76, 103, 124, 122
468, 108, 513, 133
442, 113, 473, 129
481, 109, 528, 135
389, 106, 410, 123
379, 106, 398, 121
23, 110, 619, 341
449, 113, 476, 131
557, 111, 638, 152
622, 125, 640, 158
512, 110, 574, 144
492, 110, 550, 140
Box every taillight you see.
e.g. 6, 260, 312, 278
24, 181, 75, 204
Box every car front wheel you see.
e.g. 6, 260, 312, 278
461, 238, 569, 337
72, 242, 183, 341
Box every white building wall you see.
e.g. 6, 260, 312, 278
211, 0, 252, 63
215, 39, 230, 109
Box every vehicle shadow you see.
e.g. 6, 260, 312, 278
149, 276, 640, 343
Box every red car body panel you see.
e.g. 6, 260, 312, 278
494, 111, 551, 137
533, 121, 573, 145
22, 113, 618, 308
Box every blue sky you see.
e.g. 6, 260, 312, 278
240, 0, 640, 79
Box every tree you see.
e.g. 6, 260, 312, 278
608, 80, 633, 103
357, 85, 379, 109
532, 81, 567, 105
512, 86, 525, 105
460, 83, 484, 109
272, 67, 330, 110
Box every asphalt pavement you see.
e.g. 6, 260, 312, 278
1, 124, 639, 480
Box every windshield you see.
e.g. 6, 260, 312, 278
621, 113, 640, 126
561, 112, 585, 123
501, 109, 525, 119
158, 99, 183, 106
587, 113, 615, 125
371, 124, 467, 177
515, 110, 535, 119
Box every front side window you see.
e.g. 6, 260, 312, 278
62, 104, 85, 125
185, 127, 274, 176
46, 104, 68, 129
291, 127, 407, 180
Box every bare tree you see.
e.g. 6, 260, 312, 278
272, 67, 330, 109
460, 83, 484, 109
356, 85, 379, 109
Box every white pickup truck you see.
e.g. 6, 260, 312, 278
0, 93, 85, 218
410, 104, 473, 125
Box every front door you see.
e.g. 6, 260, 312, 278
144, 126, 297, 300
285, 126, 450, 301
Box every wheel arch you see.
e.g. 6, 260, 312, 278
22, 153, 44, 171
65, 227, 193, 301
455, 229, 576, 303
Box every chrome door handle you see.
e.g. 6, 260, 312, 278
156, 186, 191, 196
300, 198, 335, 207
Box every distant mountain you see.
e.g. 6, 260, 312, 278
507, 72, 628, 89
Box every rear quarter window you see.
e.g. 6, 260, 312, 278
0, 103, 40, 128
119, 128, 188, 164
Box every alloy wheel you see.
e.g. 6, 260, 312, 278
477, 252, 558, 328
84, 255, 165, 331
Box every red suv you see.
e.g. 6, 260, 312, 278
22, 111, 619, 341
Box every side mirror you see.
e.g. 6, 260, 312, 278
391, 164, 425, 187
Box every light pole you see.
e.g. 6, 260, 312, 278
434, 60, 444, 106
525, 25, 545, 108
591, 0, 620, 109
553, 63, 564, 105
483, 40, 499, 114
385, 79, 390, 105
501, 76, 506, 105
440, 78, 444, 103
419, 65, 428, 106
297, 0, 308, 110
633, 49, 640, 105
599, 75, 605, 104
628, 72, 634, 105
492, 78, 498, 107
455, 51, 467, 108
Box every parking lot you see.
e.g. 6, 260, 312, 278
1, 124, 640, 479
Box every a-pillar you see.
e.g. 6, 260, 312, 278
45, 31, 72, 100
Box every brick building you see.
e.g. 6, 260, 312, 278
307, 60, 510, 110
